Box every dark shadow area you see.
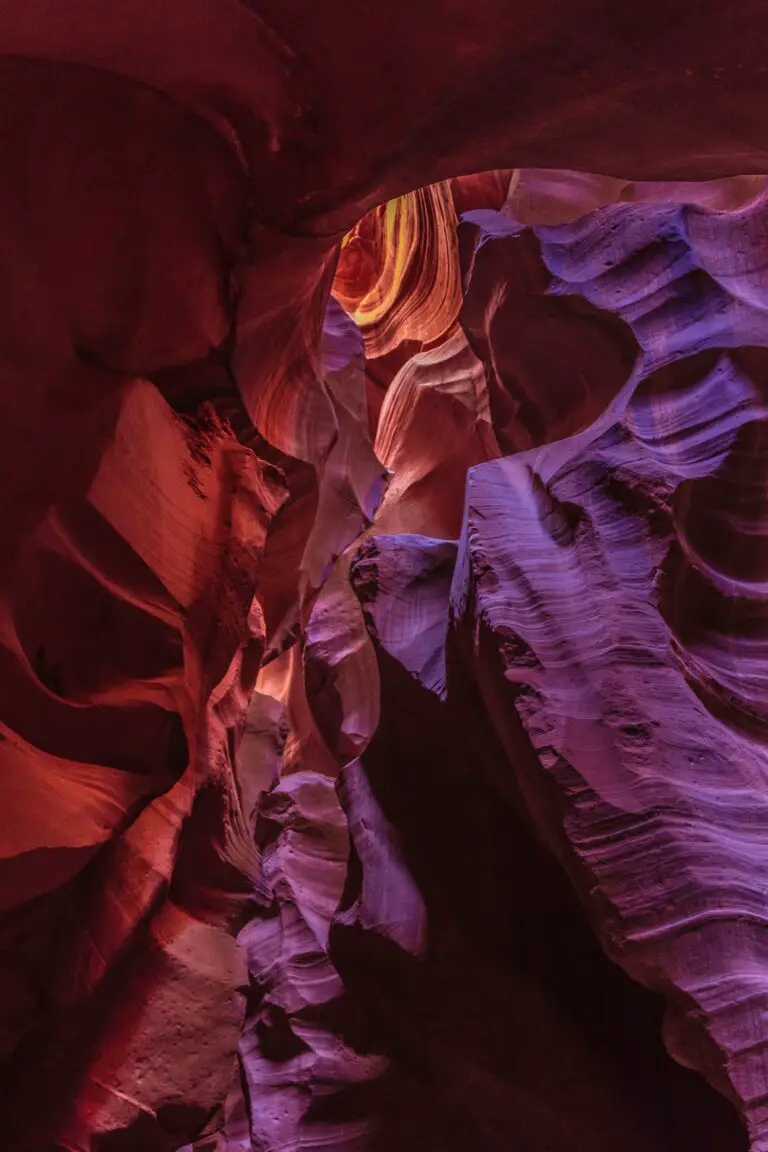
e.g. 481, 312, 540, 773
315, 643, 747, 1151
94, 1103, 219, 1151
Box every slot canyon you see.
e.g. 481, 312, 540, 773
1, 2, 768, 1148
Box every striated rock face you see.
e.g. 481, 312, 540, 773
2, 4, 768, 1150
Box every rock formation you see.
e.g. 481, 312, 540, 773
0, 3, 768, 1150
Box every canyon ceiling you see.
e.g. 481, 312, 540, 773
1, 2, 768, 1149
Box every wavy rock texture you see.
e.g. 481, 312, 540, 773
333, 182, 462, 360
178, 178, 768, 1152
448, 198, 768, 1140
448, 191, 768, 1148
2, 4, 768, 1150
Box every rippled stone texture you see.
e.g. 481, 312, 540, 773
333, 182, 462, 360
448, 191, 768, 1146
2, 3, 768, 1150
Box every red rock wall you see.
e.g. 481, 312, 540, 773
1, 6, 768, 1149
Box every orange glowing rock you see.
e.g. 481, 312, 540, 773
332, 181, 462, 359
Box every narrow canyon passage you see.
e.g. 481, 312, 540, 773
0, 4, 767, 1149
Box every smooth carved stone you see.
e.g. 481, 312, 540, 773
3, 0, 768, 1140
450, 349, 768, 1146
459, 221, 640, 453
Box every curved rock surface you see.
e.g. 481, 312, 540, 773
1, 4, 768, 1150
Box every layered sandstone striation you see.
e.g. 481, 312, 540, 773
0, 3, 768, 1149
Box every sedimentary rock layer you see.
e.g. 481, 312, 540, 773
1, 4, 768, 1149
